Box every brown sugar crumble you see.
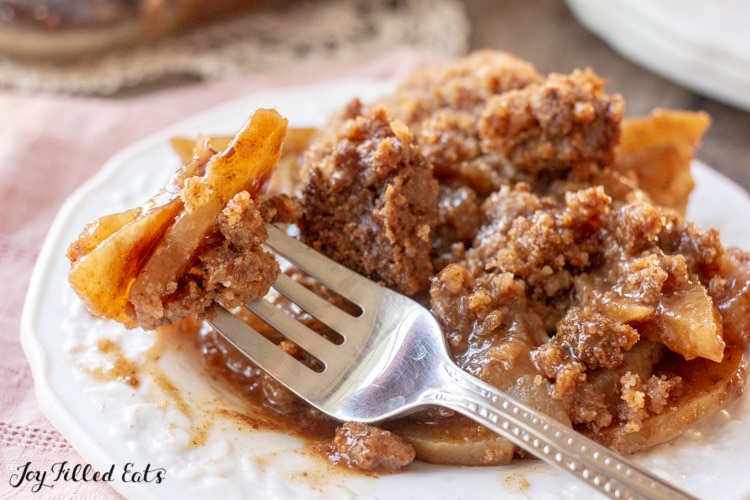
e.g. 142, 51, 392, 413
299, 104, 439, 296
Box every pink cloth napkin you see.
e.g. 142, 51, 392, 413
0, 48, 442, 498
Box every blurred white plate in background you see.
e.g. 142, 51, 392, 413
566, 0, 750, 110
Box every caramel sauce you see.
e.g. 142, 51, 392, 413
79, 317, 341, 464
83, 338, 141, 387
194, 322, 340, 443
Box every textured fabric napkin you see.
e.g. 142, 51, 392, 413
0, 48, 441, 498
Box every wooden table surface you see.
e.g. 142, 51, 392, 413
463, 0, 750, 193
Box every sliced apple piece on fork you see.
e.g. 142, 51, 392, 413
67, 108, 287, 328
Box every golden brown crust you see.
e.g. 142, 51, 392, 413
299, 105, 440, 296
479, 68, 624, 175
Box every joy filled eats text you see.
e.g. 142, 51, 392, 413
8, 460, 166, 493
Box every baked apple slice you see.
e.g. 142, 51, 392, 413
68, 108, 287, 328
614, 109, 710, 214
588, 346, 747, 453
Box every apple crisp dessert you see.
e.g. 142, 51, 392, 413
68, 50, 750, 473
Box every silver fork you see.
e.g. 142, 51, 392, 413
209, 224, 697, 500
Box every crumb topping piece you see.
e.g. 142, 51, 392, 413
299, 105, 439, 296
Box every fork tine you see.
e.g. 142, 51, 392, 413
210, 307, 313, 378
270, 273, 358, 335
264, 224, 381, 305
246, 297, 338, 361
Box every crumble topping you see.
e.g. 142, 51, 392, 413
299, 104, 439, 296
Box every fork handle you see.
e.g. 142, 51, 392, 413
430, 362, 697, 500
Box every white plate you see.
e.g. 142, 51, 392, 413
21, 78, 750, 499
565, 0, 750, 111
